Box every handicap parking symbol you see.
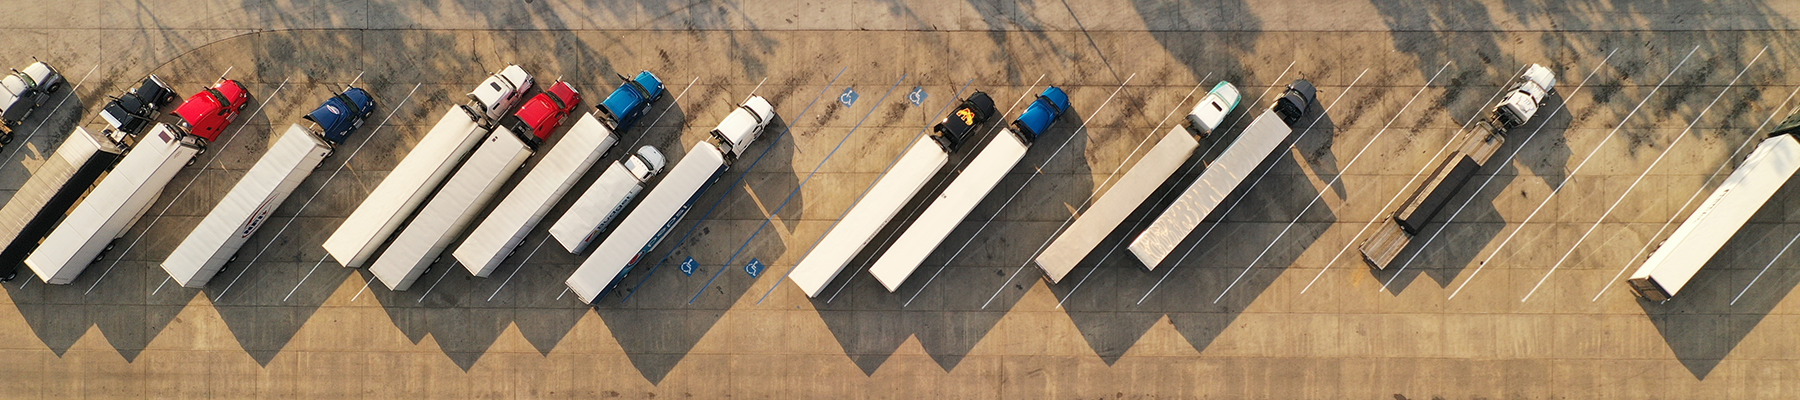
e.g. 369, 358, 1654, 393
744, 258, 765, 278
908, 86, 927, 107
680, 256, 698, 276
839, 87, 859, 107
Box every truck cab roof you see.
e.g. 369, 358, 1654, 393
930, 91, 996, 152
102, 75, 178, 136
303, 86, 377, 145
1011, 86, 1070, 142
623, 145, 667, 180
506, 81, 582, 146
1187, 81, 1241, 136
711, 96, 776, 160
597, 71, 666, 130
466, 65, 534, 122
173, 79, 251, 142
1274, 79, 1316, 127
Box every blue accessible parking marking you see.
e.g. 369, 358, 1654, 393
840, 87, 859, 107
680, 256, 698, 276
744, 258, 765, 278
908, 86, 927, 106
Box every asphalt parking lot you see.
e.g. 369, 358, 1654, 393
1, 1, 1800, 398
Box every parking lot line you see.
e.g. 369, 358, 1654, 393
1522, 47, 1764, 303
619, 69, 844, 303
822, 75, 1046, 304
482, 77, 699, 303
1378, 50, 1617, 293
86, 77, 290, 296
212, 83, 422, 302
1445, 45, 1699, 300
903, 73, 1138, 308
1216, 62, 1450, 303
1136, 68, 1368, 305
1056, 62, 1294, 308
978, 78, 1205, 310
754, 79, 973, 306
685, 73, 908, 305
416, 261, 455, 303
1586, 85, 1799, 302
1297, 64, 1528, 295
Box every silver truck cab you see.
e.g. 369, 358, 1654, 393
464, 64, 534, 123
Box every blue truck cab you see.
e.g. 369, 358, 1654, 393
303, 86, 377, 146
596, 71, 666, 131
1009, 86, 1070, 143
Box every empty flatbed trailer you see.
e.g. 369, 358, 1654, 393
1628, 131, 1800, 301
1359, 121, 1507, 269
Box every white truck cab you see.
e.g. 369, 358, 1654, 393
623, 145, 667, 178
465, 64, 534, 123
1186, 81, 1241, 137
1494, 64, 1557, 128
710, 96, 776, 162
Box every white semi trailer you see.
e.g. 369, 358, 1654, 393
564, 96, 774, 304
25, 124, 202, 284
786, 91, 997, 298
546, 145, 664, 255
867, 88, 1070, 293
0, 128, 126, 280
1035, 127, 1199, 283
454, 113, 617, 277
1628, 128, 1800, 301
1127, 80, 1316, 269
159, 124, 336, 288
322, 106, 489, 268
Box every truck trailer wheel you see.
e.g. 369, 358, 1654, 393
0, 132, 12, 145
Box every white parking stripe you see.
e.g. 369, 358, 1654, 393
1216, 61, 1450, 303
1522, 47, 1763, 302
1378, 50, 1618, 293
1297, 64, 1529, 295
1136, 69, 1368, 305
1446, 45, 1699, 300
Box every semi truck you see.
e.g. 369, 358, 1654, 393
1359, 64, 1557, 269
0, 128, 126, 281
159, 87, 375, 288
454, 112, 616, 278
23, 79, 249, 284
868, 87, 1070, 293
546, 145, 665, 254
1034, 82, 1241, 283
787, 91, 997, 297
564, 96, 775, 304
100, 75, 179, 137
370, 81, 578, 291
1626, 115, 1800, 301
24, 124, 204, 284
1127, 80, 1315, 269
0, 60, 66, 143
323, 66, 532, 268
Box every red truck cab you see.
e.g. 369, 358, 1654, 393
172, 79, 251, 142
503, 80, 581, 147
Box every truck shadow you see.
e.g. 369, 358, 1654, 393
1639, 174, 1800, 379
0, 82, 90, 356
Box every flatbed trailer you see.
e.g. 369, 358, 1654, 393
1359, 121, 1507, 269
